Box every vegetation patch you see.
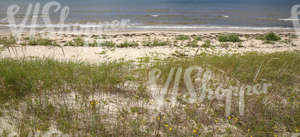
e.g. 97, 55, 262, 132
176, 35, 191, 41
117, 41, 139, 48
218, 34, 241, 42
143, 39, 169, 47
264, 32, 281, 41
256, 32, 281, 44
26, 37, 58, 46
0, 52, 299, 136
186, 40, 198, 47
64, 37, 85, 46
101, 41, 116, 47
0, 59, 135, 104
201, 40, 213, 48
0, 36, 16, 47
192, 35, 202, 41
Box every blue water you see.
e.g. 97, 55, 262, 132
0, 0, 299, 29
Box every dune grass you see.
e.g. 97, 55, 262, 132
149, 51, 300, 136
0, 59, 135, 104
186, 40, 198, 47
117, 40, 139, 48
201, 40, 213, 48
264, 32, 281, 41
0, 36, 17, 54
64, 37, 85, 46
0, 51, 299, 136
192, 35, 202, 41
26, 37, 59, 46
176, 35, 191, 41
256, 32, 282, 44
0, 36, 16, 47
143, 39, 170, 47
101, 40, 116, 47
218, 34, 241, 42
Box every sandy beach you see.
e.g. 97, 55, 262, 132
1, 29, 299, 63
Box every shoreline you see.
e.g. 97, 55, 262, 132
0, 25, 296, 35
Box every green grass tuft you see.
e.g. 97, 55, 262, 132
143, 39, 169, 47
264, 32, 281, 41
117, 41, 139, 48
101, 40, 116, 47
176, 35, 191, 41
88, 40, 99, 47
0, 36, 17, 47
192, 36, 202, 41
186, 40, 198, 47
201, 40, 213, 48
64, 37, 85, 46
27, 37, 58, 46
256, 32, 281, 44
0, 59, 133, 104
218, 34, 241, 42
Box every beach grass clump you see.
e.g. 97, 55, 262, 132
117, 41, 139, 48
88, 40, 99, 47
143, 39, 169, 47
218, 34, 241, 42
186, 40, 198, 47
0, 58, 134, 104
0, 36, 16, 47
201, 40, 213, 48
176, 35, 191, 41
101, 40, 116, 47
27, 37, 58, 46
152, 39, 169, 46
64, 37, 85, 46
256, 32, 281, 44
264, 32, 281, 41
192, 35, 202, 41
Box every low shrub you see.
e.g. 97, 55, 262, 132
201, 40, 213, 48
264, 32, 281, 41
117, 41, 139, 48
101, 41, 116, 47
218, 34, 241, 42
176, 35, 190, 41
64, 37, 85, 46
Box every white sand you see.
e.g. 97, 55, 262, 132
0, 31, 300, 63
0, 45, 299, 64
